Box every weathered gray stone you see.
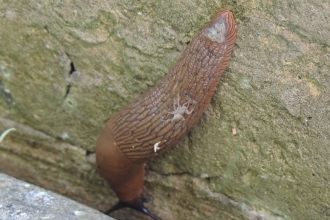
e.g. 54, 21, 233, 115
0, 0, 330, 220
0, 173, 114, 220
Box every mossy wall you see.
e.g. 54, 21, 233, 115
1, 0, 330, 219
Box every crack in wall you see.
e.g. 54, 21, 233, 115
64, 53, 76, 98
0, 80, 14, 105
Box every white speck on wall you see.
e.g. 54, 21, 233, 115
73, 210, 86, 216
25, 190, 53, 206
240, 76, 252, 89
2, 68, 11, 78
154, 141, 161, 152
132, 146, 135, 148
200, 173, 209, 178
23, 183, 31, 187
61, 132, 69, 139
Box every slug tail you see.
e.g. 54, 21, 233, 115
104, 197, 161, 220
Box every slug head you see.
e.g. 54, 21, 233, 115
105, 197, 161, 220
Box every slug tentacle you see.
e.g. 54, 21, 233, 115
96, 9, 236, 219
105, 197, 161, 220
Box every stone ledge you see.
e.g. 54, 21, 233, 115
0, 173, 114, 220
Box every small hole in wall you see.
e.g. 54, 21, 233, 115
86, 150, 96, 164
187, 131, 193, 139
43, 25, 49, 32
298, 76, 302, 79
64, 54, 76, 98
67, 100, 74, 107
65, 84, 71, 97
27, 140, 36, 147
186, 41, 190, 45
69, 62, 76, 75
86, 150, 94, 156
64, 62, 75, 98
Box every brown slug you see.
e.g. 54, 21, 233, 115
96, 9, 236, 220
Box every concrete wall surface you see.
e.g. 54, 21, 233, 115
0, 0, 330, 219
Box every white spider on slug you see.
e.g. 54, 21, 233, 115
165, 93, 195, 123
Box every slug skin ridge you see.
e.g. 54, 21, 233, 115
96, 9, 236, 220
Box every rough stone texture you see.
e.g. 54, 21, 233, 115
0, 173, 113, 220
0, 0, 330, 220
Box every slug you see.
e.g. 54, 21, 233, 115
96, 9, 236, 220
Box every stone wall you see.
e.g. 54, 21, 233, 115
1, 0, 330, 219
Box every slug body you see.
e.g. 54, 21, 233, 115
96, 9, 236, 219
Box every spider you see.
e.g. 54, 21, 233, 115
165, 94, 195, 123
